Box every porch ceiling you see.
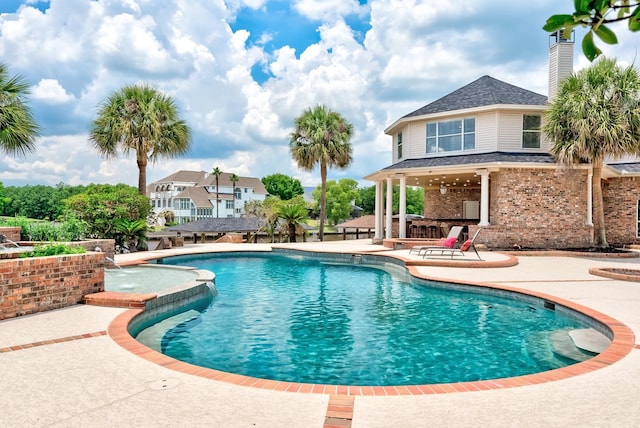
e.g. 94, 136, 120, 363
407, 172, 482, 190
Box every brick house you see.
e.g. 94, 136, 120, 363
148, 170, 267, 224
364, 33, 640, 248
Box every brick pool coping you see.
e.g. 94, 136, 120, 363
106, 250, 636, 398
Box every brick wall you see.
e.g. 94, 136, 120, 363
0, 252, 105, 320
0, 227, 21, 242
423, 188, 480, 219
603, 176, 640, 246
476, 168, 592, 248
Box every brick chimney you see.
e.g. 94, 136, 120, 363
548, 30, 574, 100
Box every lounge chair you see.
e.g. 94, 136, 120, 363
423, 228, 483, 260
409, 226, 464, 255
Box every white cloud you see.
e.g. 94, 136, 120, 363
293, 0, 366, 22
31, 79, 75, 103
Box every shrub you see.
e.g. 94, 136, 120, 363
21, 244, 86, 258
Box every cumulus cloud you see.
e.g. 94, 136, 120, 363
1, 0, 638, 189
31, 79, 75, 103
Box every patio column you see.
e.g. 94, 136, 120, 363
587, 169, 593, 226
398, 175, 407, 238
374, 181, 384, 239
477, 169, 490, 226
385, 177, 393, 239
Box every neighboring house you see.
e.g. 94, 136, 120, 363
365, 32, 640, 248
148, 170, 267, 224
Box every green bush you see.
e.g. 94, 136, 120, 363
21, 244, 86, 258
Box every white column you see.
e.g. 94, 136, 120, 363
477, 169, 490, 226
374, 181, 384, 239
398, 175, 407, 238
587, 169, 593, 226
385, 177, 393, 239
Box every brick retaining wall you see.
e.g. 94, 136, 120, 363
0, 252, 105, 320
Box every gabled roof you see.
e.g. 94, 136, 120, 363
199, 172, 267, 194
382, 152, 556, 171
174, 187, 214, 208
165, 217, 266, 233
403, 75, 548, 118
154, 170, 207, 184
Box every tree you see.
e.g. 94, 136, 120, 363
212, 166, 222, 218
89, 84, 191, 195
290, 105, 354, 241
544, 1, 640, 61
230, 173, 239, 217
261, 173, 304, 200
543, 57, 640, 247
64, 183, 152, 240
0, 63, 40, 156
277, 196, 309, 242
312, 178, 359, 225
357, 185, 425, 215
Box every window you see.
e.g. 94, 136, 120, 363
226, 200, 234, 209
523, 115, 541, 148
397, 132, 403, 159
234, 188, 242, 200
426, 118, 475, 153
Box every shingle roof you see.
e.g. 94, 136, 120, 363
382, 152, 556, 171
607, 162, 640, 174
154, 170, 207, 183
165, 217, 266, 233
199, 172, 267, 194
403, 76, 548, 118
336, 215, 375, 229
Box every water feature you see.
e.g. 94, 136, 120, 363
134, 253, 603, 386
105, 265, 201, 293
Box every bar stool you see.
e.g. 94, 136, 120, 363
428, 221, 439, 238
409, 224, 418, 238
419, 224, 428, 238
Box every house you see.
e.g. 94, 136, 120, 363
148, 170, 267, 224
364, 32, 640, 249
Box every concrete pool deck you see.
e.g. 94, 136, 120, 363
1, 239, 640, 427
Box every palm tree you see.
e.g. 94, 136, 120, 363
89, 84, 191, 195
278, 197, 309, 242
211, 166, 222, 217
0, 63, 40, 156
229, 173, 239, 217
289, 105, 354, 241
543, 57, 640, 248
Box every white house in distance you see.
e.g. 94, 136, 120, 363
148, 170, 267, 224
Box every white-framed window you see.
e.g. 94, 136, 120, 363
426, 117, 475, 153
397, 132, 403, 159
226, 200, 233, 209
523, 115, 541, 148
234, 188, 242, 200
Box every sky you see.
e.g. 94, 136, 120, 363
0, 0, 638, 189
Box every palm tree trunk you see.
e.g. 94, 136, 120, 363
216, 176, 219, 218
319, 163, 327, 241
288, 222, 296, 242
592, 164, 608, 248
136, 156, 147, 195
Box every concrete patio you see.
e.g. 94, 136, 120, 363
1, 239, 639, 427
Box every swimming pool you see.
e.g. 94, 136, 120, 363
133, 252, 602, 386
105, 265, 200, 293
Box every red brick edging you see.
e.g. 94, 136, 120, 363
0, 331, 107, 353
107, 276, 635, 396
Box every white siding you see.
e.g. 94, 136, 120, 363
474, 111, 498, 152
407, 122, 426, 158
497, 111, 547, 152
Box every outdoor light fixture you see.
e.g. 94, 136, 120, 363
440, 183, 447, 195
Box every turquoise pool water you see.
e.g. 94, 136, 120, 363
136, 253, 595, 386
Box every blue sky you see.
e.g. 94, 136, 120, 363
0, 0, 638, 188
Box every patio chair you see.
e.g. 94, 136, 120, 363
423, 228, 483, 260
408, 226, 464, 256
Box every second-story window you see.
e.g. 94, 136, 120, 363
426, 117, 475, 154
523, 115, 541, 148
397, 132, 403, 159
235, 188, 242, 200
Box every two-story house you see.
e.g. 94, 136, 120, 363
365, 33, 640, 249
148, 170, 267, 224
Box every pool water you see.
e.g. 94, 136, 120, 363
137, 253, 595, 386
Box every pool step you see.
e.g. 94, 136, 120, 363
549, 329, 604, 362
